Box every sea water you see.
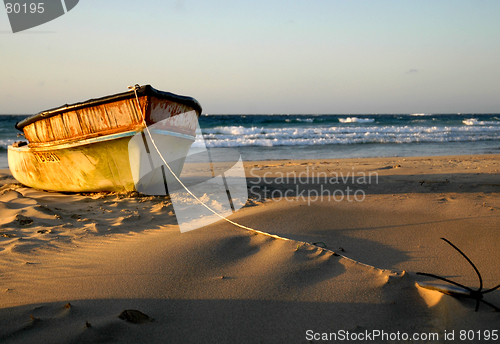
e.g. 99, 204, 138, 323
195, 114, 500, 161
1, 113, 500, 169
0, 115, 28, 169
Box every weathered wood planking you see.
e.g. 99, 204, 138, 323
22, 96, 202, 148
17, 85, 203, 148
23, 97, 147, 147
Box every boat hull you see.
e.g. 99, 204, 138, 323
8, 130, 194, 193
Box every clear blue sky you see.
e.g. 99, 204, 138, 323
1, 0, 499, 114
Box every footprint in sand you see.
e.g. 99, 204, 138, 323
118, 310, 154, 324
15, 215, 34, 226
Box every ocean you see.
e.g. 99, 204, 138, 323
1, 113, 500, 169
195, 113, 500, 161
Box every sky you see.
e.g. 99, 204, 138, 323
1, 0, 500, 115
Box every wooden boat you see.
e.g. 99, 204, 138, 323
8, 85, 202, 193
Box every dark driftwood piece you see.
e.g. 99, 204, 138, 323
417, 238, 500, 312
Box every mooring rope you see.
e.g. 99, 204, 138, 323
127, 85, 287, 240
125, 85, 394, 271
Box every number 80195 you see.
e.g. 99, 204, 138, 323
5, 2, 45, 14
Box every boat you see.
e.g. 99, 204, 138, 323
8, 85, 202, 193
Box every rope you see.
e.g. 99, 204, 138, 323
125, 85, 391, 273
127, 85, 287, 241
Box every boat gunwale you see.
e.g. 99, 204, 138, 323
15, 85, 203, 131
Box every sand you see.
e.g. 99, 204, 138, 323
1, 154, 499, 343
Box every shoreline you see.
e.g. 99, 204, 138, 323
2, 150, 500, 170
1, 153, 499, 343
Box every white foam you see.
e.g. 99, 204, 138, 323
296, 118, 314, 122
0, 139, 15, 149
463, 118, 500, 126
338, 117, 375, 123
195, 123, 500, 148
285, 118, 314, 123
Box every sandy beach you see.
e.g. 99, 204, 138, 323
1, 154, 499, 343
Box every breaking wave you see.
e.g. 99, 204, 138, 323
338, 117, 375, 123
0, 140, 14, 150
196, 124, 500, 148
463, 118, 500, 126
